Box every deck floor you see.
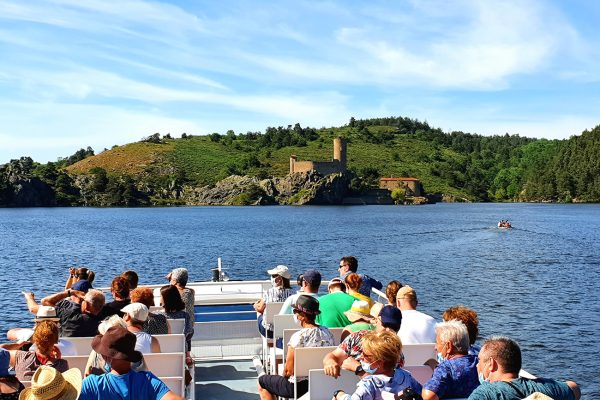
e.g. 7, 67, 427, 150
195, 359, 260, 400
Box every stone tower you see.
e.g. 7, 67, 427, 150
333, 137, 347, 172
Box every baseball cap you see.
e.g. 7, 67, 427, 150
267, 265, 291, 279
121, 303, 149, 322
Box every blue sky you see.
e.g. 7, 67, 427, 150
1, 0, 599, 163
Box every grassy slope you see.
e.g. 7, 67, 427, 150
67, 125, 470, 197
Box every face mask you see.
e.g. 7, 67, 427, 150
103, 361, 112, 373
436, 352, 447, 364
360, 360, 378, 374
293, 313, 300, 326
478, 371, 489, 384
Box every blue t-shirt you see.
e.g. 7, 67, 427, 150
424, 354, 479, 399
79, 370, 170, 400
341, 368, 423, 400
468, 377, 576, 400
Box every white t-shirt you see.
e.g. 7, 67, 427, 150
278, 292, 319, 315
398, 309, 437, 344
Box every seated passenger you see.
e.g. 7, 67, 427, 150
258, 295, 334, 400
156, 285, 193, 365
443, 305, 480, 355
385, 280, 403, 306
98, 276, 131, 319
121, 270, 139, 290
79, 326, 183, 400
315, 277, 355, 328
84, 315, 130, 377
121, 303, 161, 353
341, 300, 375, 341
345, 273, 374, 308
19, 365, 82, 400
165, 268, 195, 362
396, 286, 436, 344
66, 267, 94, 293
422, 320, 479, 400
337, 256, 383, 298
130, 287, 169, 335
0, 348, 24, 399
2, 320, 69, 381
279, 269, 321, 315
254, 265, 295, 338
324, 305, 403, 378
469, 336, 580, 400
332, 331, 422, 400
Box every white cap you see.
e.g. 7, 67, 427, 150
121, 303, 149, 322
267, 265, 291, 279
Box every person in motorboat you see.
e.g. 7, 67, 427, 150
443, 305, 481, 355
396, 286, 436, 345
79, 326, 183, 400
468, 336, 580, 400
332, 330, 422, 400
323, 305, 403, 378
258, 295, 334, 400
422, 320, 479, 400
254, 265, 295, 339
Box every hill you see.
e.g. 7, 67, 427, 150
2, 117, 600, 206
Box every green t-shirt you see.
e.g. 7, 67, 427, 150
315, 291, 355, 328
468, 377, 576, 400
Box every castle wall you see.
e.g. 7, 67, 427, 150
291, 161, 315, 174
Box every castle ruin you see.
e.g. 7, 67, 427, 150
289, 137, 347, 175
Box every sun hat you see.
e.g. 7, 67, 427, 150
267, 265, 291, 280
0, 348, 9, 376
34, 306, 60, 322
121, 302, 149, 322
378, 305, 403, 332
291, 295, 321, 315
344, 300, 373, 322
302, 269, 322, 287
167, 268, 189, 286
19, 366, 82, 400
91, 326, 142, 363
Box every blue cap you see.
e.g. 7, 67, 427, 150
302, 269, 322, 287
0, 348, 9, 376
379, 305, 402, 332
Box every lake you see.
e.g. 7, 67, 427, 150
0, 204, 598, 396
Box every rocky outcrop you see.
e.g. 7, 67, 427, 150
181, 171, 349, 206
4, 178, 56, 207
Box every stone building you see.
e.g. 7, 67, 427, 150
289, 137, 347, 175
379, 177, 423, 197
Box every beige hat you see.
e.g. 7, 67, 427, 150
121, 303, 149, 322
267, 265, 291, 280
344, 300, 373, 323
19, 366, 82, 400
397, 285, 417, 302
34, 306, 60, 322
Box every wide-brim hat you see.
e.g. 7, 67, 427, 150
34, 306, 60, 323
267, 265, 291, 280
344, 300, 373, 322
19, 366, 82, 400
291, 295, 321, 315
91, 326, 142, 363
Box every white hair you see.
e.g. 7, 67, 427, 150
98, 314, 126, 335
435, 320, 470, 354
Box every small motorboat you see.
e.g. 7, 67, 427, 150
498, 220, 512, 229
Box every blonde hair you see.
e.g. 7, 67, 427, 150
32, 320, 59, 356
362, 330, 403, 370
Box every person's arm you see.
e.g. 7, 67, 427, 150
41, 290, 71, 306
253, 299, 266, 314
283, 345, 295, 378
341, 355, 362, 375
323, 347, 347, 377
151, 337, 161, 353
23, 292, 40, 314
566, 381, 581, 400
65, 267, 77, 290
421, 390, 439, 400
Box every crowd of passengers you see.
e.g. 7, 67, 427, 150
0, 267, 196, 400
254, 257, 581, 400
0, 259, 582, 400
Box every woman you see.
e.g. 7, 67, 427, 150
345, 273, 374, 307
157, 285, 193, 363
254, 265, 295, 338
65, 267, 93, 293
166, 268, 195, 360
0, 349, 23, 400
422, 320, 479, 400
341, 300, 376, 341
258, 295, 334, 400
7, 321, 69, 380
442, 305, 480, 355
130, 287, 169, 335
332, 331, 422, 400
84, 315, 129, 377
385, 280, 403, 306
99, 276, 131, 319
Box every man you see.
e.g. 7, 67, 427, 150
121, 270, 139, 290
122, 303, 161, 353
279, 269, 321, 315
323, 305, 402, 378
338, 256, 382, 297
79, 326, 183, 400
315, 277, 354, 328
24, 288, 105, 337
396, 285, 436, 344
469, 336, 580, 400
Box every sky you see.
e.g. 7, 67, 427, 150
1, 0, 599, 163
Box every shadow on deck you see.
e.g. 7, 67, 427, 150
195, 360, 260, 400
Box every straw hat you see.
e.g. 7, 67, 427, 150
19, 366, 82, 400
344, 300, 374, 322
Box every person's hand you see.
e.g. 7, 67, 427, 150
22, 291, 34, 301
50, 344, 62, 359
324, 358, 341, 378
69, 267, 77, 276
253, 299, 265, 313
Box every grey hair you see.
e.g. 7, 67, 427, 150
435, 320, 470, 354
98, 314, 127, 335
84, 289, 106, 312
